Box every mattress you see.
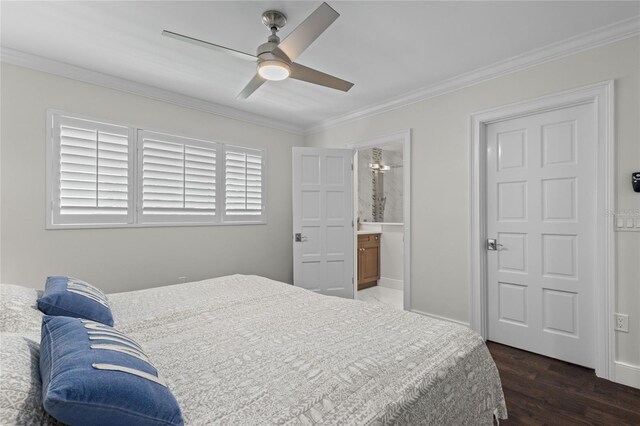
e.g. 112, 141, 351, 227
1, 275, 507, 425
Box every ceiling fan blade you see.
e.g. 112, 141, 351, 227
162, 30, 257, 62
272, 2, 339, 62
289, 63, 353, 92
237, 74, 266, 99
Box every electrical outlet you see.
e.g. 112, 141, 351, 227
615, 313, 629, 332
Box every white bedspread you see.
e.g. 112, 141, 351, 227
107, 275, 507, 425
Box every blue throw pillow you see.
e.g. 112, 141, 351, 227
40, 315, 184, 426
37, 276, 114, 326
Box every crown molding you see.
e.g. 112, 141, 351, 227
0, 47, 305, 135
305, 15, 640, 134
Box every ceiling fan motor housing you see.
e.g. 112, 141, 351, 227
257, 41, 281, 57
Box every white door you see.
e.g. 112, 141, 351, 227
486, 103, 597, 367
293, 147, 354, 298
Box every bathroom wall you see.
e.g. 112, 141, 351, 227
357, 149, 375, 222
357, 146, 404, 223
383, 150, 403, 223
379, 224, 404, 289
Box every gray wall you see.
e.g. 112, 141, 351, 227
0, 64, 304, 293
1, 37, 638, 370
307, 37, 640, 368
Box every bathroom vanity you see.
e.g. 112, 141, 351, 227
357, 232, 381, 290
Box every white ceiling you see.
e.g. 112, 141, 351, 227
1, 1, 638, 131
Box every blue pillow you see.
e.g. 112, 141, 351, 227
40, 315, 184, 426
37, 276, 114, 326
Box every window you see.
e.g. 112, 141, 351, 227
49, 114, 134, 226
138, 131, 218, 224
47, 111, 266, 228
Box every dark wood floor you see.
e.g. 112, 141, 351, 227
487, 342, 640, 425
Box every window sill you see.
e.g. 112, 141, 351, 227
46, 220, 267, 230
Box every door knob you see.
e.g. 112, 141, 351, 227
487, 239, 503, 251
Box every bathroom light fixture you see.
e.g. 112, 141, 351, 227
258, 60, 290, 81
369, 163, 390, 172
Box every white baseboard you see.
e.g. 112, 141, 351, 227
411, 309, 471, 327
379, 277, 403, 291
614, 361, 640, 389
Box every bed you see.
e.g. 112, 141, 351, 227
1, 275, 507, 425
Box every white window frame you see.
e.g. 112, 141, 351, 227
46, 110, 267, 229
222, 144, 268, 224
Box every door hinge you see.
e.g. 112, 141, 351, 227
351, 163, 354, 171
351, 219, 354, 227
352, 277, 354, 284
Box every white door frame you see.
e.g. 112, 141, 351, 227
346, 130, 411, 310
470, 81, 615, 379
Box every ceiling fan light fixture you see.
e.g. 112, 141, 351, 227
258, 60, 290, 81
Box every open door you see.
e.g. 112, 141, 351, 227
292, 147, 354, 298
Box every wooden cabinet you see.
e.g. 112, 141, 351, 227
357, 233, 380, 290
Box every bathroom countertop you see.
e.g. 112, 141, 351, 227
357, 231, 381, 235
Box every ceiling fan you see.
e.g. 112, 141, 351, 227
162, 2, 354, 99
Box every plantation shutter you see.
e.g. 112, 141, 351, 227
224, 145, 265, 222
51, 114, 133, 225
48, 112, 266, 228
138, 130, 218, 223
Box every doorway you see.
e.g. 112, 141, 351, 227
470, 82, 614, 378
347, 131, 411, 311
